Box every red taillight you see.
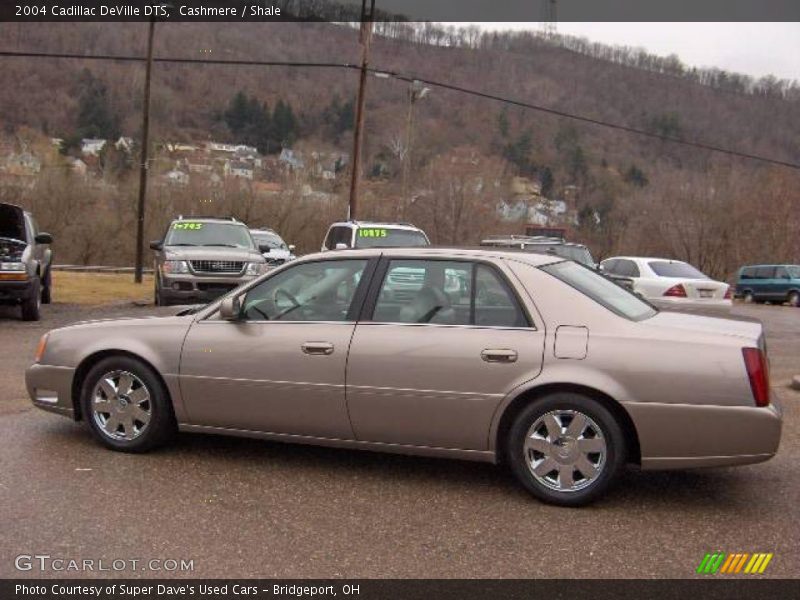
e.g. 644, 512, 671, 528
663, 284, 687, 297
724, 287, 732, 300
742, 347, 770, 407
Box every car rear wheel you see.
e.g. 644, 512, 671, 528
788, 291, 800, 307
20, 278, 41, 321
81, 356, 176, 452
507, 393, 626, 507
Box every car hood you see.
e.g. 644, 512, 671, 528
261, 248, 293, 259
0, 202, 26, 243
648, 311, 762, 343
163, 246, 264, 262
60, 314, 195, 331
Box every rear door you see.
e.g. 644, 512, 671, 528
346, 257, 545, 450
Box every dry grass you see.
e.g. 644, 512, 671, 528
52, 272, 154, 306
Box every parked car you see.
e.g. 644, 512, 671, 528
150, 216, 267, 306
600, 256, 731, 308
250, 228, 296, 268
735, 264, 800, 307
480, 235, 596, 268
27, 248, 780, 506
321, 221, 429, 251
0, 202, 53, 321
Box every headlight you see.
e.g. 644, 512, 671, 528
245, 262, 267, 276
162, 260, 189, 275
0, 262, 26, 271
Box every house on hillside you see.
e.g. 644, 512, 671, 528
115, 137, 134, 153
279, 148, 304, 170
4, 151, 41, 175
164, 169, 189, 186
81, 139, 107, 156
225, 161, 254, 180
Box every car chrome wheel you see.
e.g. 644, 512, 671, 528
524, 409, 606, 493
90, 370, 152, 441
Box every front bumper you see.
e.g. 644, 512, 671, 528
159, 273, 257, 303
0, 277, 34, 303
26, 363, 77, 419
626, 395, 782, 469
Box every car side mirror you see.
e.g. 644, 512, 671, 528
35, 232, 53, 244
219, 296, 241, 321
288, 244, 296, 252
149, 240, 163, 251
335, 243, 348, 250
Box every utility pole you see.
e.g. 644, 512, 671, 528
134, 18, 155, 284
399, 80, 429, 220
348, 0, 375, 221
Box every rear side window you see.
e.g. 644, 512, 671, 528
371, 260, 528, 328
754, 266, 775, 279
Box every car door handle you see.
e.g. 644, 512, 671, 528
301, 342, 334, 356
481, 349, 518, 363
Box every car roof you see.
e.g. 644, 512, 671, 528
306, 246, 563, 266
603, 256, 684, 263
482, 237, 588, 249
329, 221, 424, 232
171, 216, 244, 224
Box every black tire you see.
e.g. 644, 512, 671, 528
742, 291, 754, 304
80, 356, 176, 453
788, 291, 800, 308
41, 268, 52, 304
507, 393, 626, 507
21, 278, 41, 321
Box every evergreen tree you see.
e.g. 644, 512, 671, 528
272, 100, 298, 147
76, 70, 120, 139
539, 166, 554, 198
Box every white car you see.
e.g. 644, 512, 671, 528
250, 229, 296, 268
600, 256, 731, 308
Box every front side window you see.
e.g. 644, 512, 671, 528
541, 260, 657, 321
354, 228, 429, 249
242, 259, 367, 322
165, 222, 255, 249
371, 259, 528, 327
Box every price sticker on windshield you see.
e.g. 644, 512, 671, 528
173, 222, 204, 231
358, 228, 387, 238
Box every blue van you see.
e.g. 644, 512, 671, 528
735, 264, 800, 306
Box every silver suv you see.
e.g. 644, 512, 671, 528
0, 202, 53, 321
150, 216, 267, 306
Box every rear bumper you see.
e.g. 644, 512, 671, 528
625, 396, 782, 470
26, 363, 77, 419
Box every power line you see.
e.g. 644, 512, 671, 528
1, 49, 798, 171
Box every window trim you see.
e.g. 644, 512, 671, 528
360, 256, 535, 329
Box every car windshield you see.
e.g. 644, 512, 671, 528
541, 260, 657, 321
165, 222, 255, 249
354, 227, 429, 248
648, 261, 708, 279
252, 231, 287, 250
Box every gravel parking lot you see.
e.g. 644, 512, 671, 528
0, 300, 798, 578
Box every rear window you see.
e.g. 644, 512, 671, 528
648, 261, 708, 279
354, 228, 429, 248
541, 261, 657, 321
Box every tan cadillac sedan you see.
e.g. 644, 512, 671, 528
26, 248, 781, 506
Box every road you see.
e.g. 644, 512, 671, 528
0, 300, 798, 578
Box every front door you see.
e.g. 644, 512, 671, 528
180, 258, 371, 438
346, 258, 545, 450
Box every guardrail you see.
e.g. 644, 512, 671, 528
53, 265, 154, 274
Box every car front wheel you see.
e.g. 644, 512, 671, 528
21, 278, 41, 321
507, 393, 626, 507
788, 291, 800, 307
81, 356, 176, 452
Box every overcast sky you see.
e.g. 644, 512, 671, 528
472, 22, 799, 81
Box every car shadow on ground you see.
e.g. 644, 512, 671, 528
36, 416, 761, 512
